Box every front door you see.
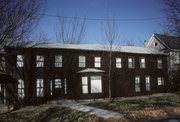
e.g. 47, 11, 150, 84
50, 79, 65, 99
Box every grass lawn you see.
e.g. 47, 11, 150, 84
0, 106, 104, 122
87, 93, 180, 121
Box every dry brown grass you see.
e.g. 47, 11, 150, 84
127, 106, 180, 120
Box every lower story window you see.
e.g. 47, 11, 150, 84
145, 76, 150, 91
91, 76, 102, 93
135, 76, 140, 92
36, 79, 44, 97
64, 78, 67, 94
50, 80, 53, 95
18, 79, 25, 98
0, 83, 1, 92
157, 77, 164, 85
82, 76, 88, 94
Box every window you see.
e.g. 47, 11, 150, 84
154, 42, 158, 47
55, 55, 62, 67
64, 78, 67, 94
91, 76, 102, 93
18, 79, 25, 98
140, 57, 146, 68
17, 55, 24, 67
50, 80, 53, 95
128, 57, 135, 68
145, 76, 150, 91
36, 56, 44, 67
79, 56, 86, 67
157, 77, 164, 86
116, 58, 122, 68
82, 77, 88, 94
55, 79, 61, 88
94, 57, 101, 68
135, 76, 140, 92
157, 59, 162, 69
36, 79, 44, 97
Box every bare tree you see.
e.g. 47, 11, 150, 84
101, 18, 121, 99
55, 15, 86, 44
163, 0, 180, 36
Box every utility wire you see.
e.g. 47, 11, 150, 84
39, 13, 165, 21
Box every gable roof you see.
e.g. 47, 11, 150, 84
154, 34, 180, 50
30, 43, 166, 55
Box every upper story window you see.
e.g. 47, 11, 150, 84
79, 56, 86, 67
17, 55, 24, 67
36, 55, 44, 67
36, 79, 44, 97
116, 58, 122, 68
128, 57, 135, 68
18, 79, 25, 98
140, 57, 146, 68
55, 79, 62, 88
95, 57, 101, 68
157, 77, 164, 86
55, 55, 62, 67
135, 76, 140, 92
157, 59, 162, 69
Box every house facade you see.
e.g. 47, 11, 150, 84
2, 43, 168, 104
146, 33, 180, 90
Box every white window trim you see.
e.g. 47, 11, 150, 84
128, 57, 135, 68
116, 58, 122, 68
82, 76, 88, 94
79, 56, 86, 67
94, 57, 101, 68
140, 57, 146, 69
55, 79, 62, 88
157, 59, 162, 69
135, 76, 140, 92
145, 76, 150, 91
17, 55, 24, 67
36, 79, 44, 97
55, 55, 62, 67
90, 76, 102, 93
18, 79, 25, 98
36, 55, 44, 67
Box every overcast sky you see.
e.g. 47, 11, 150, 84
34, 0, 166, 46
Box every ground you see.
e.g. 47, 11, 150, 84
87, 93, 180, 121
0, 93, 180, 122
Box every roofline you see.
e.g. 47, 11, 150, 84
154, 34, 170, 49
146, 34, 155, 47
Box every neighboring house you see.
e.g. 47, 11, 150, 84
3, 43, 168, 104
146, 33, 180, 90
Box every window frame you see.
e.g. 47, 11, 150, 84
128, 57, 135, 68
116, 58, 122, 68
79, 56, 86, 67
157, 59, 162, 69
36, 55, 44, 67
145, 76, 150, 91
82, 76, 88, 94
36, 79, 44, 97
94, 57, 101, 68
157, 77, 164, 86
140, 57, 146, 69
55, 55, 62, 67
55, 79, 62, 88
17, 55, 24, 67
90, 76, 102, 93
135, 76, 140, 92
18, 79, 25, 98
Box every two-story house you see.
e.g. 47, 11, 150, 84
3, 43, 168, 104
146, 33, 180, 90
